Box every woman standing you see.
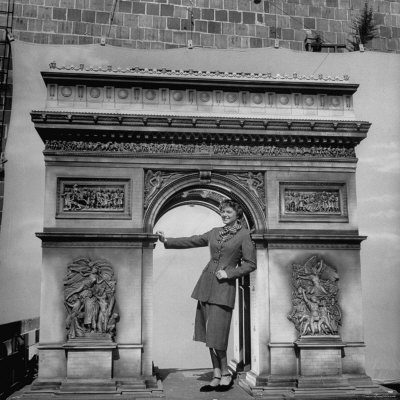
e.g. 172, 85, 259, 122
156, 199, 256, 392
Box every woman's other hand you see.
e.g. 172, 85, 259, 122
215, 270, 228, 280
156, 231, 166, 243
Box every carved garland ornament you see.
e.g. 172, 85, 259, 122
64, 258, 118, 340
287, 255, 342, 337
48, 62, 351, 82
45, 140, 356, 159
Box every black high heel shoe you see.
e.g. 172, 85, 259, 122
199, 376, 221, 392
215, 374, 233, 392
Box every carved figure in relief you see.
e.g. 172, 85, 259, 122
236, 172, 264, 199
69, 184, 86, 210
83, 289, 99, 332
96, 294, 109, 333
144, 171, 164, 207
64, 294, 85, 339
61, 188, 73, 210
328, 297, 342, 332
65, 265, 100, 300
287, 255, 342, 336
144, 171, 184, 207
63, 258, 118, 340
297, 260, 329, 296
318, 300, 334, 334
301, 289, 320, 335
107, 312, 119, 333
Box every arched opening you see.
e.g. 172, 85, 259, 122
147, 178, 262, 373
153, 205, 232, 369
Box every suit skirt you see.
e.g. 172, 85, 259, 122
193, 301, 233, 351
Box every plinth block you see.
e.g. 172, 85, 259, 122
63, 336, 117, 380
295, 335, 346, 379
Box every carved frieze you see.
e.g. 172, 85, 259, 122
46, 140, 356, 159
280, 182, 348, 222
57, 178, 131, 219
287, 255, 342, 337
64, 258, 118, 340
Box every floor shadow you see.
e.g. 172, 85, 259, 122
157, 368, 179, 382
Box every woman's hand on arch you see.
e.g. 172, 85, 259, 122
215, 270, 228, 280
156, 231, 166, 243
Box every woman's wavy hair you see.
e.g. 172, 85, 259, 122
219, 199, 244, 220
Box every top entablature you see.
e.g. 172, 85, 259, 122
41, 63, 359, 121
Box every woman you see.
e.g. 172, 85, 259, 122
156, 199, 256, 392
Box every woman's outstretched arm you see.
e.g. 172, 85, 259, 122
156, 230, 212, 249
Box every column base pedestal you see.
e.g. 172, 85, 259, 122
9, 377, 164, 399
238, 371, 398, 399
63, 336, 116, 380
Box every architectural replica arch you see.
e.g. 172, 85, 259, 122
19, 62, 394, 399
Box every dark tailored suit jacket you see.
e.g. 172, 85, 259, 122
164, 227, 256, 308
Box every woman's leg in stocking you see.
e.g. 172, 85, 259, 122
216, 349, 231, 386
209, 348, 221, 386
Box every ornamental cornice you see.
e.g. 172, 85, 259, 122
36, 230, 159, 243
31, 111, 370, 143
251, 233, 367, 249
32, 110, 361, 122
47, 62, 352, 84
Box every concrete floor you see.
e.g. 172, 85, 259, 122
159, 369, 400, 400
159, 369, 253, 400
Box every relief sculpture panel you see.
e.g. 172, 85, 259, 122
57, 178, 131, 219
287, 255, 342, 337
280, 182, 348, 222
64, 258, 118, 341
284, 190, 340, 213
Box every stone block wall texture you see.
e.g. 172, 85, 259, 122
0, 0, 399, 52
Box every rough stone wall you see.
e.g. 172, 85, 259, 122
1, 0, 399, 52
